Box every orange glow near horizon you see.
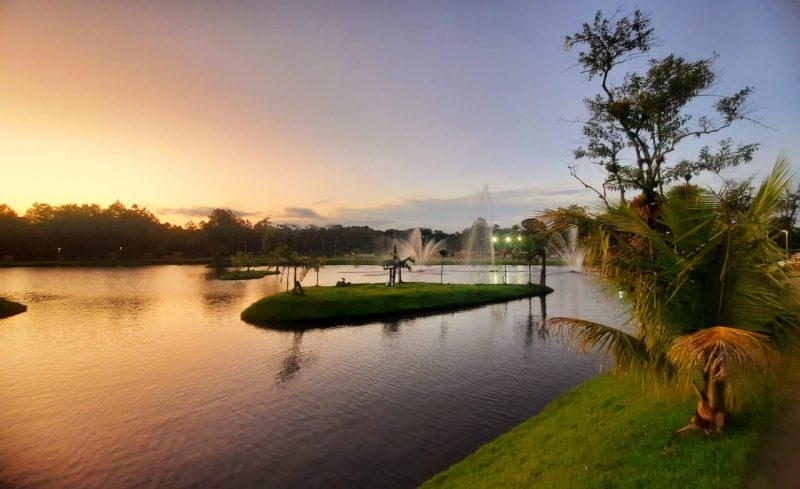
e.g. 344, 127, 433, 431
0, 2, 399, 225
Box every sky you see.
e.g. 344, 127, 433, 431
1, 0, 798, 231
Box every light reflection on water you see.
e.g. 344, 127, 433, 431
0, 265, 625, 488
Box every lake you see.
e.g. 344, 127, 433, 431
0, 265, 626, 488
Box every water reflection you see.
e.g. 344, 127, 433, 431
0, 265, 616, 489
383, 320, 402, 337
275, 331, 313, 384
521, 296, 549, 347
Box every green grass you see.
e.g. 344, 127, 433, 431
0, 297, 27, 318
217, 269, 279, 280
241, 282, 552, 327
422, 374, 778, 489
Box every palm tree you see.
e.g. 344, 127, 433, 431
274, 245, 308, 295
438, 248, 448, 284
545, 157, 800, 433
308, 256, 326, 286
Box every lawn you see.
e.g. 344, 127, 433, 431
422, 374, 778, 489
241, 282, 552, 327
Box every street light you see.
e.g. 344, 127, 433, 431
781, 230, 789, 260
504, 236, 512, 243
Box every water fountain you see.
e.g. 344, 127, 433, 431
393, 228, 448, 266
547, 226, 586, 272
465, 184, 495, 269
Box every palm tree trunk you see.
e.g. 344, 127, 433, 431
680, 351, 727, 433
539, 249, 547, 287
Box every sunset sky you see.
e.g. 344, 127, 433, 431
2, 0, 798, 231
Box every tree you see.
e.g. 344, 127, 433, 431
308, 256, 326, 286
231, 250, 254, 272
274, 245, 308, 295
438, 248, 448, 284
545, 157, 800, 433
202, 208, 251, 267
521, 218, 549, 286
565, 10, 759, 219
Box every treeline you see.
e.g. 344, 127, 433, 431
2, 197, 796, 264
0, 202, 494, 263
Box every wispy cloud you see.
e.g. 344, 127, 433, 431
157, 206, 262, 219
280, 207, 325, 220
157, 185, 592, 231
326, 185, 593, 232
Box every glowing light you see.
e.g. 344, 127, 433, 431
491, 236, 498, 243
504, 236, 511, 243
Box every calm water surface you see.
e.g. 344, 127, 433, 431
0, 265, 626, 488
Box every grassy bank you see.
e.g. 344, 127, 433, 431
241, 282, 552, 327
422, 374, 778, 489
217, 270, 279, 280
0, 297, 27, 318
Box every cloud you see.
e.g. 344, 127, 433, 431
325, 185, 595, 232
157, 185, 594, 231
280, 207, 325, 220
157, 206, 262, 219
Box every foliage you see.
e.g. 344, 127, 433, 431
421, 374, 780, 489
241, 282, 552, 327
565, 9, 758, 210
217, 270, 277, 281
202, 208, 252, 265
230, 250, 255, 271
543, 157, 800, 430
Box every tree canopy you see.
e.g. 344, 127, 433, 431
566, 9, 759, 215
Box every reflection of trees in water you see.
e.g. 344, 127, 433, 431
490, 302, 508, 324
383, 320, 401, 337
523, 296, 549, 346
275, 331, 316, 384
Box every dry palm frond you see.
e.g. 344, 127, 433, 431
668, 326, 781, 410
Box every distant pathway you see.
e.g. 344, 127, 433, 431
745, 277, 800, 488
744, 368, 800, 488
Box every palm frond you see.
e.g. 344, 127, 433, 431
668, 326, 781, 410
547, 317, 650, 372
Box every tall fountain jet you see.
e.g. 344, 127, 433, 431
548, 226, 586, 272
466, 184, 495, 268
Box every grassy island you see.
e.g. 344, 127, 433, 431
422, 374, 778, 489
0, 297, 27, 318
217, 270, 279, 280
241, 282, 552, 327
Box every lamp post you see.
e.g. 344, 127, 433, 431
781, 230, 789, 261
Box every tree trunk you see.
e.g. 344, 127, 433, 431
539, 249, 547, 287
678, 351, 726, 434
